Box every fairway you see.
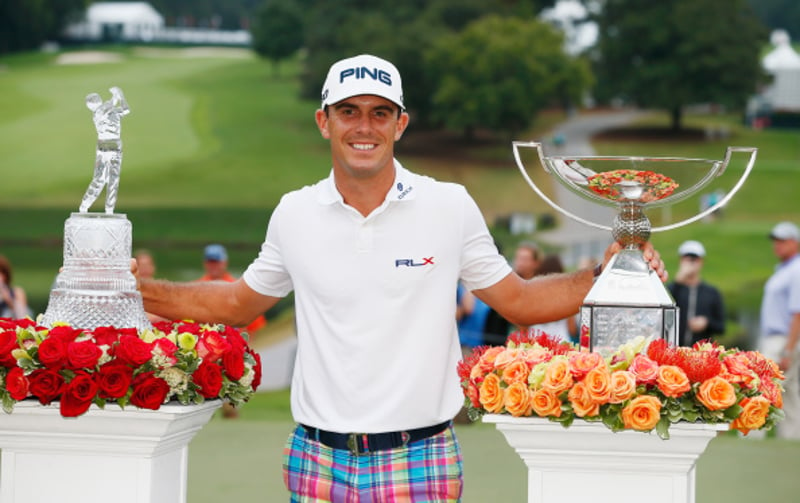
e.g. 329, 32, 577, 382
188, 400, 800, 502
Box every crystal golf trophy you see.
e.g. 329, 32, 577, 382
41, 87, 152, 331
513, 142, 757, 355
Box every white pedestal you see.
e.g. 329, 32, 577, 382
0, 400, 221, 503
483, 415, 726, 503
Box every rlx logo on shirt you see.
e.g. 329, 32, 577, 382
395, 257, 434, 267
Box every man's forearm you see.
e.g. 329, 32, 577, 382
140, 278, 239, 326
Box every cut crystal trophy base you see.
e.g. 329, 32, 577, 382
40, 212, 152, 331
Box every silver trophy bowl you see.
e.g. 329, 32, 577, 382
513, 142, 757, 354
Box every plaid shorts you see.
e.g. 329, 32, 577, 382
282, 423, 463, 502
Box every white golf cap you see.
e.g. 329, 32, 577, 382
678, 240, 706, 257
770, 221, 799, 241
320, 54, 404, 110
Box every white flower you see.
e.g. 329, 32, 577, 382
159, 367, 189, 394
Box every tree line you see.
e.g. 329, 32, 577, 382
1, 0, 785, 133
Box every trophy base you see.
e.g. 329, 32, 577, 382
580, 249, 678, 354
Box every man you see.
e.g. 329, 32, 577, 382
482, 241, 542, 345
197, 244, 267, 334
512, 241, 542, 280
667, 240, 725, 346
759, 221, 800, 439
138, 54, 665, 501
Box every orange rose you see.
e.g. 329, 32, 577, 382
494, 348, 524, 370
621, 395, 662, 431
502, 360, 531, 386
541, 358, 574, 394
628, 354, 659, 384
523, 347, 552, 366
696, 376, 737, 411
477, 346, 505, 373
479, 373, 505, 413
656, 365, 691, 398
504, 382, 534, 417
584, 367, 612, 404
609, 370, 637, 404
569, 352, 605, 380
731, 396, 771, 435
531, 388, 562, 418
568, 381, 600, 418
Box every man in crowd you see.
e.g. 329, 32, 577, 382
759, 221, 800, 439
667, 240, 725, 346
137, 54, 665, 501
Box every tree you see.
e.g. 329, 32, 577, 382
746, 0, 800, 41
0, 0, 88, 55
426, 15, 591, 138
592, 0, 768, 131
251, 0, 304, 75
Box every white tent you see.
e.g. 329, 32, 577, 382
64, 2, 165, 42
762, 30, 800, 111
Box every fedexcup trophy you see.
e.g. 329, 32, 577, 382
40, 87, 152, 331
513, 142, 757, 355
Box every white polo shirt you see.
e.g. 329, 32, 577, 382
243, 160, 511, 432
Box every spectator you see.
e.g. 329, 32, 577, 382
134, 249, 168, 324
758, 222, 800, 439
482, 241, 543, 345
0, 255, 30, 319
137, 54, 665, 500
667, 240, 725, 346
525, 254, 578, 342
198, 244, 267, 335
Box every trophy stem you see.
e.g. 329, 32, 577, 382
612, 201, 651, 250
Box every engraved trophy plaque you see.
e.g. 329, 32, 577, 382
513, 142, 757, 355
41, 88, 152, 331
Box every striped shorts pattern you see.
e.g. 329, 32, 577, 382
282, 424, 463, 502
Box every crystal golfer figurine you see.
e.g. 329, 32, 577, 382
79, 86, 130, 214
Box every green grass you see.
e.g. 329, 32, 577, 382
189, 390, 800, 502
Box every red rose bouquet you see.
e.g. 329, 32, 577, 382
458, 331, 784, 439
0, 317, 262, 418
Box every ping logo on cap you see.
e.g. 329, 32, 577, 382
339, 67, 393, 87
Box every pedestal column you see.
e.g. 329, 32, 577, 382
0, 400, 221, 503
483, 414, 725, 503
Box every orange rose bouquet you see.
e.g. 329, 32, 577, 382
457, 332, 785, 439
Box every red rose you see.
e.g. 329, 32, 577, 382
67, 340, 103, 370
28, 368, 65, 405
47, 325, 83, 342
222, 346, 245, 381
37, 336, 69, 370
0, 330, 18, 367
60, 371, 98, 418
97, 361, 133, 399
249, 350, 262, 391
152, 338, 178, 366
6, 367, 30, 400
91, 326, 123, 347
196, 330, 231, 362
130, 372, 169, 410
114, 334, 153, 367
223, 326, 248, 350
193, 361, 223, 398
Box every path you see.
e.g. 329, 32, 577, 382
535, 109, 646, 266
254, 108, 646, 391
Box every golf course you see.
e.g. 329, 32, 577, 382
1, 46, 799, 501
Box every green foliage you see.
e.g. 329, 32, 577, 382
746, 0, 800, 40
251, 0, 304, 72
426, 15, 591, 137
0, 0, 88, 55
592, 0, 768, 130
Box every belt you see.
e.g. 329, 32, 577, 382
301, 420, 450, 456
